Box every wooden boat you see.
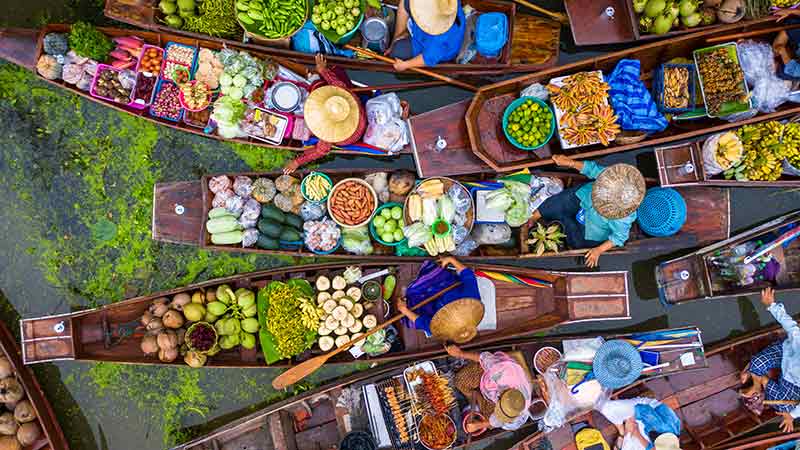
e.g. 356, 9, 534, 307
721, 433, 800, 450
654, 138, 800, 188
0, 320, 69, 450
511, 321, 792, 450
0, 25, 422, 159
657, 209, 800, 306
102, 0, 561, 76
19, 260, 631, 368
168, 326, 707, 450
152, 168, 730, 260
408, 22, 800, 177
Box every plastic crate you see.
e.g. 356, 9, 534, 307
653, 63, 697, 114
149, 79, 183, 122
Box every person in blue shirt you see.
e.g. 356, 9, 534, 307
739, 287, 800, 434
529, 154, 645, 268
385, 0, 466, 71
397, 256, 484, 343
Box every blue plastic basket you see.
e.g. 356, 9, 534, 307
307, 235, 343, 255
637, 187, 687, 237
653, 63, 697, 114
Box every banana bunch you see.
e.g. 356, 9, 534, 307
783, 122, 800, 168
526, 222, 566, 256
730, 121, 787, 181
299, 297, 321, 330
772, 0, 796, 7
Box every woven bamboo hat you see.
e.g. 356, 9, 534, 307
410, 0, 458, 35
430, 298, 484, 344
494, 388, 525, 424
304, 85, 360, 143
591, 163, 646, 219
654, 433, 681, 450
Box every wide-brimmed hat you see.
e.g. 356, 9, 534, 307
430, 298, 484, 344
592, 340, 643, 389
410, 0, 458, 36
494, 388, 525, 424
592, 163, 646, 219
654, 433, 681, 450
304, 85, 361, 143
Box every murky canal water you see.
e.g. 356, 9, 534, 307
2, 3, 800, 449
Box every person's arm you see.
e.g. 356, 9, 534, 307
445, 344, 480, 362
389, 0, 410, 50
762, 288, 800, 346
607, 216, 635, 248
394, 54, 426, 72
585, 240, 614, 268
284, 141, 331, 174
398, 297, 435, 334
624, 417, 649, 448
552, 154, 584, 172
439, 256, 467, 273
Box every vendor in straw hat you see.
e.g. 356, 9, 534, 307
529, 154, 645, 268
283, 54, 366, 174
446, 344, 533, 431
384, 0, 466, 71
397, 256, 483, 344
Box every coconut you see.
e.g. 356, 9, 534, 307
13, 401, 35, 424
717, 0, 743, 22
140, 311, 154, 327
0, 435, 20, 450
140, 335, 159, 356
171, 293, 192, 311
0, 359, 12, 380
157, 330, 178, 350
0, 379, 24, 404
149, 298, 170, 317
146, 318, 164, 334
184, 351, 207, 368
0, 413, 17, 436
159, 347, 179, 363
162, 309, 185, 329
16, 422, 40, 446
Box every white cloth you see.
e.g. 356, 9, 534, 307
766, 302, 800, 418
596, 397, 663, 450
476, 276, 497, 331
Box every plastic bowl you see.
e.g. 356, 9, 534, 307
502, 96, 555, 151
369, 202, 407, 247
301, 172, 333, 203
178, 80, 211, 112
311, 0, 365, 44
327, 178, 378, 229
307, 235, 342, 255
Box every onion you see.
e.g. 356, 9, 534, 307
140, 335, 159, 356
0, 435, 20, 450
159, 347, 178, 363
16, 422, 40, 446
13, 401, 35, 424
0, 413, 17, 436
157, 330, 178, 350
162, 310, 185, 329
0, 379, 24, 404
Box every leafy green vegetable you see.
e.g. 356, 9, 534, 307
286, 278, 313, 297
256, 286, 282, 364
68, 21, 114, 61
261, 280, 316, 360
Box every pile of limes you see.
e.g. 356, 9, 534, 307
505, 99, 553, 148
372, 206, 405, 244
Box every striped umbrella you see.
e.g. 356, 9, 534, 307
474, 270, 552, 288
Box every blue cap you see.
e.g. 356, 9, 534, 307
593, 340, 643, 389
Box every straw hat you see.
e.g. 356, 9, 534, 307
591, 163, 646, 220
304, 85, 361, 143
410, 0, 459, 36
494, 388, 525, 424
654, 433, 681, 450
592, 340, 643, 389
429, 298, 484, 344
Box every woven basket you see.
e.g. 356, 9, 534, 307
615, 131, 647, 145
453, 363, 495, 415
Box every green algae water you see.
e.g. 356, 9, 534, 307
3, 4, 800, 449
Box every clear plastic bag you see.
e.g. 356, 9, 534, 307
225, 195, 245, 215
366, 93, 402, 126
364, 118, 409, 153
529, 176, 564, 211
734, 40, 791, 114
242, 228, 259, 247
300, 201, 326, 221
342, 226, 374, 255
452, 225, 468, 244
542, 361, 610, 430
233, 176, 254, 198
453, 238, 478, 256
449, 185, 471, 215
240, 198, 261, 222
472, 224, 512, 245
520, 83, 549, 101
238, 216, 257, 229
738, 40, 776, 85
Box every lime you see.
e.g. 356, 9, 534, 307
381, 232, 394, 243
380, 208, 392, 219
391, 206, 403, 220
393, 229, 404, 241
373, 216, 386, 228
383, 221, 396, 233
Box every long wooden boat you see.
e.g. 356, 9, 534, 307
408, 22, 800, 177
19, 260, 631, 368
102, 0, 561, 76
152, 168, 730, 260
511, 321, 792, 450
657, 209, 800, 306
169, 326, 707, 450
720, 433, 800, 450
654, 137, 800, 188
0, 320, 69, 450
0, 25, 422, 158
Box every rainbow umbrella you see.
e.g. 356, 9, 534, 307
474, 270, 551, 288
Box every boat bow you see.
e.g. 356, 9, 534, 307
0, 28, 39, 71
152, 181, 205, 245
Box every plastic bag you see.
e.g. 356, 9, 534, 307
452, 225, 468, 244
212, 188, 235, 208
225, 195, 245, 215
364, 118, 409, 153
542, 361, 610, 430
366, 93, 402, 126
751, 76, 791, 113
238, 216, 257, 229
472, 224, 512, 245
233, 176, 254, 198
209, 175, 232, 194
702, 133, 727, 176
738, 40, 776, 85
342, 226, 374, 255
300, 201, 326, 221
735, 40, 790, 114
520, 83, 549, 101
530, 176, 563, 211
240, 198, 261, 222
449, 184, 471, 215
403, 222, 432, 248
242, 228, 259, 247
453, 238, 478, 256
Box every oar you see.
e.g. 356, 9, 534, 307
510, 0, 569, 24
343, 45, 479, 92
271, 282, 463, 389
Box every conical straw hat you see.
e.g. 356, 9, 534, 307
304, 85, 361, 143
430, 298, 484, 344
494, 388, 525, 424
410, 0, 458, 35
591, 163, 645, 219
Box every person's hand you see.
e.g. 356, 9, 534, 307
775, 8, 800, 22
438, 256, 457, 268
393, 59, 409, 72
780, 412, 795, 433
623, 417, 638, 435
283, 159, 300, 175
315, 53, 327, 74
584, 246, 604, 268
445, 344, 463, 359
552, 154, 575, 168
760, 287, 775, 307
384, 40, 396, 56
396, 297, 410, 315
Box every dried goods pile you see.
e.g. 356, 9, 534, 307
548, 72, 620, 147
662, 66, 690, 109
695, 46, 748, 116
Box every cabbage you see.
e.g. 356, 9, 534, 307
219, 72, 233, 87
486, 189, 513, 212
211, 96, 246, 138
228, 87, 244, 100
506, 202, 530, 227
233, 74, 247, 88
403, 222, 432, 247
422, 198, 438, 226
439, 196, 455, 223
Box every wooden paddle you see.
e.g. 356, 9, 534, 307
343, 45, 479, 92
510, 0, 569, 24
271, 282, 462, 389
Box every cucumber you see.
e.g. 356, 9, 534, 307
208, 207, 233, 219
211, 230, 244, 245
257, 218, 283, 238
284, 213, 303, 230
261, 204, 285, 223
256, 235, 279, 250
207, 216, 241, 234
279, 227, 302, 242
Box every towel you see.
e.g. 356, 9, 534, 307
607, 59, 668, 133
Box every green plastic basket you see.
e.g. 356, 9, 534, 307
502, 96, 555, 151
369, 202, 406, 247
310, 0, 365, 44
300, 171, 333, 203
